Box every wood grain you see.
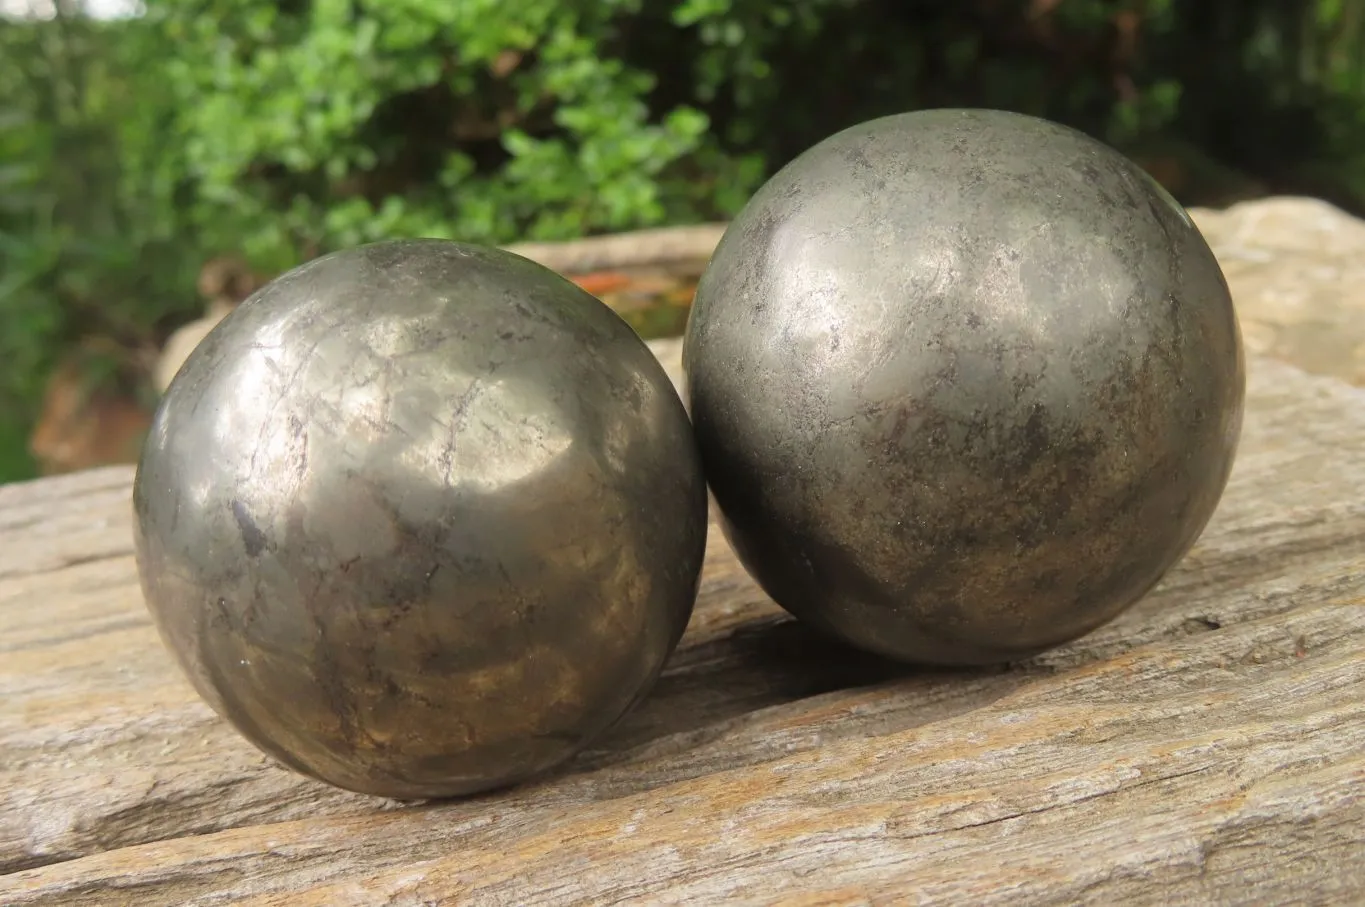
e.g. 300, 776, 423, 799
3, 343, 1364, 905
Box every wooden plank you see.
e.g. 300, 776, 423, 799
3, 343, 1365, 903
1193, 197, 1365, 386
502, 223, 729, 275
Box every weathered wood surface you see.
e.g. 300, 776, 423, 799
1194, 197, 1365, 387
503, 223, 729, 275
3, 326, 1365, 904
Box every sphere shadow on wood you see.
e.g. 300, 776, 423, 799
587, 615, 919, 752
133, 239, 709, 799
684, 108, 1245, 666
559, 610, 1033, 787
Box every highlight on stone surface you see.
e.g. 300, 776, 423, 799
683, 108, 1245, 666
133, 239, 709, 799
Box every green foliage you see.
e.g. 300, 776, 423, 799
134, 0, 729, 263
5, 0, 1365, 481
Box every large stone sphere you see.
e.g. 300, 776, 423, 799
684, 109, 1244, 666
134, 239, 708, 798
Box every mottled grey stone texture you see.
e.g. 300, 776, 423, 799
134, 239, 708, 799
684, 108, 1245, 666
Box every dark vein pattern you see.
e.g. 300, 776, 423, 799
685, 109, 1246, 664
131, 240, 709, 798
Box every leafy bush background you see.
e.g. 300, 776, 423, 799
3, 0, 1364, 480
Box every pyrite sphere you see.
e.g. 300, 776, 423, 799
684, 109, 1244, 666
134, 239, 708, 798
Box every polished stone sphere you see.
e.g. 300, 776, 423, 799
684, 108, 1244, 666
134, 239, 708, 798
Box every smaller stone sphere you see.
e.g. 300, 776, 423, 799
134, 239, 708, 798
684, 109, 1245, 666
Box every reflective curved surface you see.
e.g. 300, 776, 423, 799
685, 109, 1244, 666
135, 240, 708, 798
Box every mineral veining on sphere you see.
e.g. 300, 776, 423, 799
683, 108, 1245, 666
134, 239, 709, 798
